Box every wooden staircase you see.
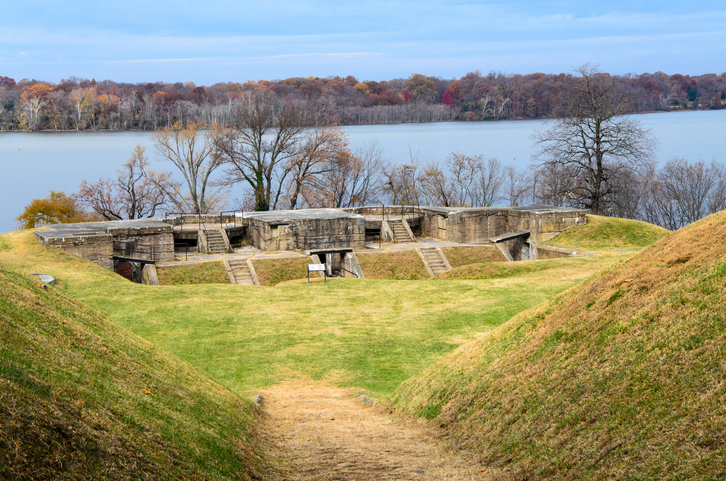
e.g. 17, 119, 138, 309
418, 247, 451, 276
226, 259, 258, 286
388, 219, 415, 243
205, 229, 228, 254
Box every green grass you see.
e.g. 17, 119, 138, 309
436, 255, 617, 281
0, 230, 616, 398
156, 261, 230, 285
0, 260, 267, 480
0, 215, 672, 478
545, 214, 670, 252
392, 212, 726, 480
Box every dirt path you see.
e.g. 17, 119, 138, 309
258, 380, 488, 480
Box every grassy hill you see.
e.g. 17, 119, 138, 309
0, 214, 673, 477
545, 214, 670, 252
0, 261, 268, 480
393, 212, 726, 479
0, 229, 617, 398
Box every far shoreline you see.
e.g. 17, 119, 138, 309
1, 108, 722, 134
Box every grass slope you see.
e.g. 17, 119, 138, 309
0, 261, 267, 480
157, 261, 230, 285
251, 257, 309, 286
435, 256, 615, 281
441, 246, 505, 268
545, 214, 670, 252
393, 212, 726, 480
356, 251, 429, 280
0, 231, 606, 398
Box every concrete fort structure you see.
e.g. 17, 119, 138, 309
244, 209, 366, 252
35, 219, 175, 283
346, 205, 586, 244
34, 205, 586, 280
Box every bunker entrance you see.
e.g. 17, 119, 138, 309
114, 259, 145, 283
309, 249, 361, 278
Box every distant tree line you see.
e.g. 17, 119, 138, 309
1, 69, 725, 131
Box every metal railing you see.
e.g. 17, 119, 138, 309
220, 210, 242, 229
338, 266, 359, 278
379, 204, 423, 242
164, 212, 217, 253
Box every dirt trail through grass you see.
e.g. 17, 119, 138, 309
260, 380, 485, 480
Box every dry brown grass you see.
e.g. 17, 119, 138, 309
394, 211, 726, 480
441, 246, 505, 268
259, 379, 486, 480
156, 261, 230, 285
356, 251, 429, 279
252, 257, 310, 285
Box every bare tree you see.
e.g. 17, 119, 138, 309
533, 65, 656, 214
152, 122, 225, 214
213, 89, 309, 211
707, 162, 726, 215
382, 153, 422, 206
283, 126, 352, 210
658, 158, 719, 227
503, 166, 534, 207
417, 153, 504, 208
446, 152, 482, 206
533, 162, 576, 207
419, 161, 455, 207
78, 145, 171, 220
606, 161, 656, 219
324, 141, 387, 208
472, 158, 505, 207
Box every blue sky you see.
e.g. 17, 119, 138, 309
1, 1, 725, 83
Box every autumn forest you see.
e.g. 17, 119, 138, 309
1, 70, 725, 131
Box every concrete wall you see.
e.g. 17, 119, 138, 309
247, 205, 586, 249
35, 221, 174, 271
291, 217, 366, 251
37, 233, 114, 270
245, 218, 296, 251
346, 205, 586, 244
245, 215, 365, 252
445, 209, 510, 243
510, 210, 587, 242
110, 226, 175, 262
164, 213, 239, 227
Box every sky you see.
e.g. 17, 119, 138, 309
1, 1, 725, 84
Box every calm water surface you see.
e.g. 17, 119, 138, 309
2, 110, 725, 234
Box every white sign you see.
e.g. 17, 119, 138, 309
308, 263, 326, 272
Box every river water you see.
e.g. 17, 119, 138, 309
2, 110, 725, 234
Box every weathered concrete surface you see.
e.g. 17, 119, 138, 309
35, 219, 174, 270
142, 264, 159, 285
244, 209, 366, 252
496, 243, 515, 262
510, 205, 587, 242
342, 252, 364, 278
348, 205, 586, 245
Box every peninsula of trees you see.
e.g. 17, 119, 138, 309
1, 70, 724, 131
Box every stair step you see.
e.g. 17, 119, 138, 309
419, 248, 451, 275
